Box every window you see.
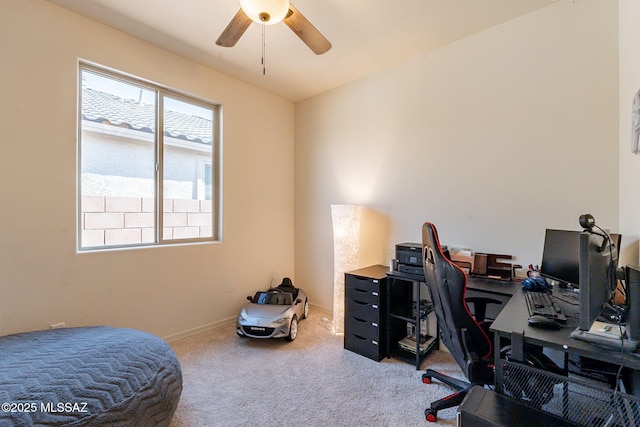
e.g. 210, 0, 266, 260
78, 64, 220, 250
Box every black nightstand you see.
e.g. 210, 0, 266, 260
343, 265, 388, 361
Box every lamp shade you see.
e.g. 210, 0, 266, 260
239, 0, 290, 25
331, 204, 363, 335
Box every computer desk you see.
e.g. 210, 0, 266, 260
490, 286, 640, 395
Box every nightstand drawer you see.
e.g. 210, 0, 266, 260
344, 332, 384, 361
345, 298, 381, 323
346, 316, 381, 341
345, 286, 380, 305
346, 274, 381, 294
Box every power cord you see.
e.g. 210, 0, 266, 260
320, 316, 336, 334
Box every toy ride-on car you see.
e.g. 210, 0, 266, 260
236, 278, 309, 341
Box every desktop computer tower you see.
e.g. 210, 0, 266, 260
625, 265, 640, 341
457, 386, 570, 427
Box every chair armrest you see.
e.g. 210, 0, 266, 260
460, 327, 478, 379
465, 296, 502, 323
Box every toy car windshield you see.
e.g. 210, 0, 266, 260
252, 291, 292, 305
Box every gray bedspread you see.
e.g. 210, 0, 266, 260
0, 326, 182, 426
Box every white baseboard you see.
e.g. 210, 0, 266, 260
163, 316, 236, 343
309, 302, 332, 317
163, 303, 333, 343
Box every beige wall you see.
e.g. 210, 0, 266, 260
0, 0, 295, 338
619, 0, 640, 266
295, 0, 620, 312
2, 0, 634, 336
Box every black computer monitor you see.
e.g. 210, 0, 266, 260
577, 231, 618, 331
540, 229, 580, 287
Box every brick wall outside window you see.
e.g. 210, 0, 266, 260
81, 196, 212, 247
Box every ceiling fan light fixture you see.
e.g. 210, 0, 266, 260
239, 0, 290, 25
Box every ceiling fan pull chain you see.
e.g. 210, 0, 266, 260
261, 20, 266, 75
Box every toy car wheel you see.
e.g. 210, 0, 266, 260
302, 299, 309, 319
287, 316, 298, 341
236, 331, 247, 338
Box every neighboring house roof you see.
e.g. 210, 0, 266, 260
82, 87, 213, 144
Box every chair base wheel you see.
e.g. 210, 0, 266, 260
425, 409, 437, 422
422, 374, 432, 384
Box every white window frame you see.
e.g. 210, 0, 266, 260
77, 62, 221, 251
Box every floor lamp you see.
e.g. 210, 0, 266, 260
331, 204, 363, 335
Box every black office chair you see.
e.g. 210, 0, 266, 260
420, 222, 500, 422
420, 222, 562, 422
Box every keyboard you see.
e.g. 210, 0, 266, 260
525, 290, 567, 322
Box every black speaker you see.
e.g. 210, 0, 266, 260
626, 265, 640, 341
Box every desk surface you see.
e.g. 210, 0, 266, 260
491, 287, 640, 370
386, 270, 519, 296
467, 276, 518, 297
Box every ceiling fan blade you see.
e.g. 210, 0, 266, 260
283, 4, 331, 55
216, 8, 252, 47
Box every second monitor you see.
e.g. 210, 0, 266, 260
540, 228, 621, 291
540, 229, 580, 288
577, 230, 618, 331
569, 216, 637, 351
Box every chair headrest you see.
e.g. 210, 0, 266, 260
280, 277, 293, 287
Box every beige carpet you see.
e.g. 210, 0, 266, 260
168, 310, 463, 427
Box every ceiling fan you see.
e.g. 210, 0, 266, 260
216, 0, 332, 55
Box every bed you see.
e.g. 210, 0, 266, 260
0, 326, 182, 426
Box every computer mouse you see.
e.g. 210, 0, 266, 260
528, 315, 561, 330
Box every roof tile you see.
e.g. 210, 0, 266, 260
82, 87, 212, 144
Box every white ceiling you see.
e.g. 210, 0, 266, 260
48, 0, 556, 102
